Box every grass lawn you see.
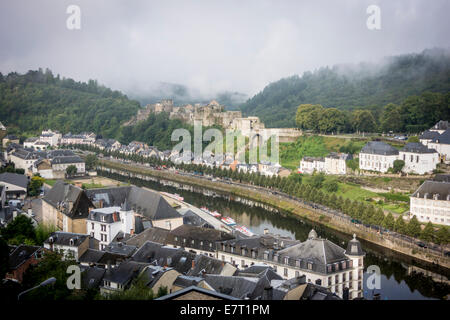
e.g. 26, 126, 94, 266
302, 174, 410, 214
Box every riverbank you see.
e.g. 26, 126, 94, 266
97, 158, 450, 270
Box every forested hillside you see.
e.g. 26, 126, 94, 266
0, 69, 140, 138
241, 48, 450, 128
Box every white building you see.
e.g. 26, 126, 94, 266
216, 230, 364, 299
399, 143, 439, 175
359, 141, 399, 173
50, 155, 86, 175
40, 129, 62, 146
409, 180, 450, 226
325, 153, 352, 175
298, 157, 325, 174
419, 130, 441, 147
427, 129, 450, 164
43, 232, 90, 261
87, 204, 134, 250
9, 149, 42, 171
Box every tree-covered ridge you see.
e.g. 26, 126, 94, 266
0, 68, 141, 138
294, 91, 449, 134
241, 49, 450, 128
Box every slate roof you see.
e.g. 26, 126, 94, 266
155, 285, 239, 300
87, 207, 122, 224
8, 245, 41, 270
43, 181, 92, 218
44, 231, 89, 247
276, 231, 350, 275
104, 242, 137, 257
170, 225, 234, 242
187, 255, 231, 277
86, 186, 181, 220
203, 275, 259, 299
51, 155, 84, 165
178, 208, 213, 228
125, 227, 170, 247
173, 275, 204, 288
419, 130, 441, 140
400, 142, 437, 154
412, 181, 450, 200
79, 248, 106, 264
434, 174, 450, 183
431, 120, 449, 131
81, 266, 106, 289
131, 241, 195, 274
345, 234, 364, 256
432, 129, 450, 144
102, 261, 149, 286
360, 141, 399, 155
0, 172, 29, 189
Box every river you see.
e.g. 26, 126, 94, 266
98, 169, 450, 300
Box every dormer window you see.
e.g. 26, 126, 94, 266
307, 262, 313, 270
284, 256, 289, 264
273, 254, 279, 262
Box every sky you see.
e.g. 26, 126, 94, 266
0, 0, 449, 99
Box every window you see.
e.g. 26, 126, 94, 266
328, 276, 332, 286
335, 275, 339, 284
191, 239, 195, 245
284, 256, 289, 264
273, 254, 279, 262
101, 224, 106, 232
295, 271, 300, 277
284, 268, 288, 277
241, 260, 245, 267
296, 259, 301, 267
91, 223, 94, 230
174, 236, 178, 241
307, 262, 313, 270
343, 273, 346, 282
263, 251, 269, 260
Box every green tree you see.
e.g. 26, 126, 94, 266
352, 110, 377, 133
295, 104, 324, 132
28, 175, 45, 196
85, 154, 98, 171
1, 215, 36, 244
380, 103, 404, 132
383, 212, 395, 230
66, 165, 77, 177
392, 160, 405, 173
308, 172, 325, 189
420, 222, 435, 243
435, 227, 449, 246
394, 215, 407, 234
406, 215, 421, 238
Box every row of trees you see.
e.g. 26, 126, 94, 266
295, 91, 449, 134
79, 143, 449, 245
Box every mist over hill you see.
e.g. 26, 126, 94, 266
241, 48, 450, 128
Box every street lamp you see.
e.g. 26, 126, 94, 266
17, 277, 57, 301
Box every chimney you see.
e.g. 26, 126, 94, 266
191, 260, 195, 270
263, 228, 269, 235
99, 199, 104, 208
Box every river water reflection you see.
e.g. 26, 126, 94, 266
100, 170, 450, 300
